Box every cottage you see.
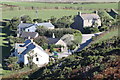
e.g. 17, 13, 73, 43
21, 32, 39, 39
47, 34, 75, 52
17, 21, 55, 37
71, 12, 101, 31
17, 22, 37, 37
11, 39, 49, 67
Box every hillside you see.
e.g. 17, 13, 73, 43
26, 35, 119, 79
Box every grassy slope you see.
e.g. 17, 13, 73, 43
27, 36, 119, 79
25, 28, 119, 79
94, 29, 118, 43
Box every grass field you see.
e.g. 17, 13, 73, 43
1, 1, 118, 20
0, 2, 118, 9
95, 29, 118, 43
2, 9, 92, 20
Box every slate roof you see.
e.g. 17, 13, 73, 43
17, 23, 35, 28
21, 32, 38, 38
15, 39, 46, 55
48, 38, 59, 44
22, 43, 36, 55
21, 39, 31, 47
15, 43, 26, 54
80, 13, 100, 20
17, 22, 54, 29
37, 22, 55, 28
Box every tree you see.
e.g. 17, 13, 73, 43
33, 18, 43, 23
98, 10, 114, 26
20, 15, 32, 23
27, 50, 35, 69
5, 57, 20, 71
33, 36, 48, 46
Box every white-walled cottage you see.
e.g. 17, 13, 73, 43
11, 39, 49, 67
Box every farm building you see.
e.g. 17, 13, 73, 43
71, 12, 101, 31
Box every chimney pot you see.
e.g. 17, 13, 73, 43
21, 21, 23, 23
49, 20, 51, 23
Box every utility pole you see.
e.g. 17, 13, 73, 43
35, 8, 38, 18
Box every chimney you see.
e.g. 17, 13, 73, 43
49, 20, 51, 23
28, 36, 31, 39
21, 21, 23, 23
95, 10, 98, 14
35, 21, 38, 24
31, 39, 33, 42
52, 33, 55, 38
78, 12, 81, 16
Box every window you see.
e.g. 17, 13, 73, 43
35, 54, 37, 57
36, 58, 39, 61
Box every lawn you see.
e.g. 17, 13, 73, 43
0, 2, 118, 9
2, 9, 92, 20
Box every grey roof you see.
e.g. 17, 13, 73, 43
22, 43, 36, 55
15, 39, 45, 55
48, 38, 59, 44
37, 22, 55, 28
80, 13, 100, 20
21, 32, 38, 38
17, 23, 35, 28
15, 43, 26, 54
61, 34, 74, 45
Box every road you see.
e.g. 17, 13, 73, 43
57, 32, 103, 58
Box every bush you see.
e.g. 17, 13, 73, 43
36, 28, 81, 38
83, 27, 99, 34
33, 36, 48, 46
9, 36, 25, 43
99, 25, 109, 31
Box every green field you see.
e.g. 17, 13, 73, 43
1, 1, 118, 20
2, 9, 92, 20
0, 2, 118, 9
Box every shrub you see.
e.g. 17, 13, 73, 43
83, 27, 99, 34
99, 25, 109, 31
33, 36, 48, 46
36, 28, 82, 38
9, 36, 25, 43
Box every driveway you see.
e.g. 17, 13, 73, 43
57, 32, 103, 58
75, 32, 103, 52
